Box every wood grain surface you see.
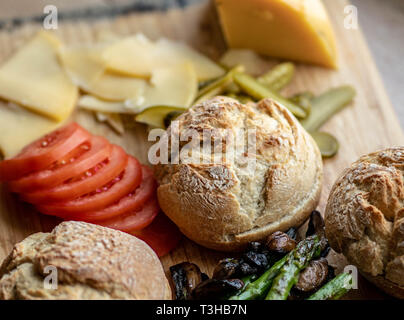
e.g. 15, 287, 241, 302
0, 0, 402, 299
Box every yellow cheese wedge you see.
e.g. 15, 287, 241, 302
0, 102, 61, 158
0, 31, 77, 121
59, 46, 146, 101
103, 34, 225, 81
215, 0, 337, 68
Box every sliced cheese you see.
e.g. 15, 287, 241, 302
0, 31, 78, 121
0, 102, 61, 158
103, 34, 225, 81
78, 95, 132, 114
215, 0, 337, 68
59, 45, 146, 101
129, 62, 198, 110
58, 45, 106, 88
95, 112, 124, 135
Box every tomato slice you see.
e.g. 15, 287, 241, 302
22, 145, 128, 204
95, 197, 159, 232
9, 136, 112, 193
130, 213, 182, 257
36, 156, 142, 215
66, 166, 156, 221
0, 123, 91, 181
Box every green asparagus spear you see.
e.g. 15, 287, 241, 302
229, 254, 289, 300
307, 272, 353, 300
265, 235, 321, 300
257, 62, 295, 92
300, 86, 356, 132
233, 72, 307, 118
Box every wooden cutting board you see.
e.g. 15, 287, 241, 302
0, 0, 402, 299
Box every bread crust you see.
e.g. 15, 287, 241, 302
325, 147, 404, 299
0, 221, 171, 300
155, 97, 323, 251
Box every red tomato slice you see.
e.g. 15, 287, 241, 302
9, 136, 112, 193
0, 123, 91, 181
95, 197, 159, 232
130, 213, 182, 257
22, 145, 128, 204
66, 165, 156, 222
36, 156, 142, 215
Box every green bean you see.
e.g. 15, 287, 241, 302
307, 272, 353, 300
258, 62, 295, 92
300, 86, 356, 132
229, 254, 289, 300
233, 72, 307, 118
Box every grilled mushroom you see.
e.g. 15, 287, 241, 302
169, 262, 204, 300
266, 231, 297, 254
192, 279, 244, 300
295, 257, 329, 292
212, 258, 241, 279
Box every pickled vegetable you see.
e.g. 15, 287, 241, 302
311, 132, 340, 158
300, 86, 356, 132
194, 65, 244, 105
233, 72, 307, 118
257, 62, 295, 92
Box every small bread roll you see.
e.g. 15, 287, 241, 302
155, 97, 323, 251
325, 147, 404, 299
0, 221, 171, 300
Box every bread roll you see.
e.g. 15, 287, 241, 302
325, 147, 404, 299
0, 221, 171, 300
155, 97, 323, 251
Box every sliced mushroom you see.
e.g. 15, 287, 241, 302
212, 258, 241, 279
266, 231, 297, 254
192, 279, 244, 300
295, 257, 329, 292
169, 262, 204, 300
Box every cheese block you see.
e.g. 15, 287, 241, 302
0, 31, 77, 121
103, 34, 225, 81
0, 102, 60, 158
59, 46, 146, 101
215, 0, 337, 68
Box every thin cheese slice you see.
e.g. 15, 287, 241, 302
103, 34, 225, 81
59, 45, 146, 101
0, 31, 77, 121
58, 45, 106, 88
79, 63, 197, 113
95, 112, 124, 135
220, 49, 271, 76
0, 102, 61, 158
78, 95, 132, 114
128, 62, 198, 110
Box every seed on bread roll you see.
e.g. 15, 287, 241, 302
325, 147, 404, 299
0, 221, 171, 300
154, 97, 323, 251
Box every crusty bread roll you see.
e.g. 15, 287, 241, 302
155, 97, 323, 251
0, 221, 171, 300
325, 147, 404, 299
